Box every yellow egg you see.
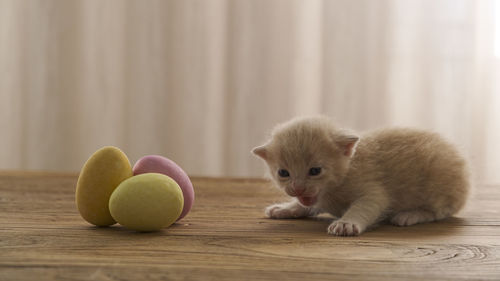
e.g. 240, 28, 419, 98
76, 146, 133, 226
109, 173, 184, 232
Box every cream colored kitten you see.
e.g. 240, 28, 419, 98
252, 116, 470, 236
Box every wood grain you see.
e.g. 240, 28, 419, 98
0, 172, 499, 281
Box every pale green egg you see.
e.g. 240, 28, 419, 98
76, 146, 133, 226
109, 173, 184, 232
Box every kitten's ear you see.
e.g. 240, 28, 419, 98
336, 135, 359, 157
252, 145, 269, 160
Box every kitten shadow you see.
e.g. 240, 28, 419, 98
260, 216, 469, 239
367, 216, 469, 239
259, 215, 336, 235
360, 216, 470, 240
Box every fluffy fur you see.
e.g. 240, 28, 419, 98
252, 116, 470, 236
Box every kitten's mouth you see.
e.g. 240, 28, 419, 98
297, 195, 318, 206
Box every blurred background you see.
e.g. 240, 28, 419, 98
1, 0, 499, 183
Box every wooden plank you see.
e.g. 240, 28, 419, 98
0, 172, 499, 280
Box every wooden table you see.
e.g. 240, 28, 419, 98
1, 172, 499, 280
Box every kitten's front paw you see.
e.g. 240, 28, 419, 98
265, 203, 306, 219
327, 220, 363, 236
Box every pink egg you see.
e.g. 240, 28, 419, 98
133, 155, 194, 221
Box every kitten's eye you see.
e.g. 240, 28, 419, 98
309, 167, 322, 176
278, 169, 290, 178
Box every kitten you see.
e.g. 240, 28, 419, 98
252, 116, 470, 236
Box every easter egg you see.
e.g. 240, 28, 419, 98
109, 173, 184, 232
133, 155, 194, 220
76, 146, 133, 226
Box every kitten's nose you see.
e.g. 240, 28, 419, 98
293, 187, 306, 196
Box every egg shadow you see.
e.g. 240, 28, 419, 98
85, 223, 184, 237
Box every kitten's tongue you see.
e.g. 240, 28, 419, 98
298, 195, 317, 206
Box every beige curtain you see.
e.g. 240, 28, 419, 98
1, 0, 499, 183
